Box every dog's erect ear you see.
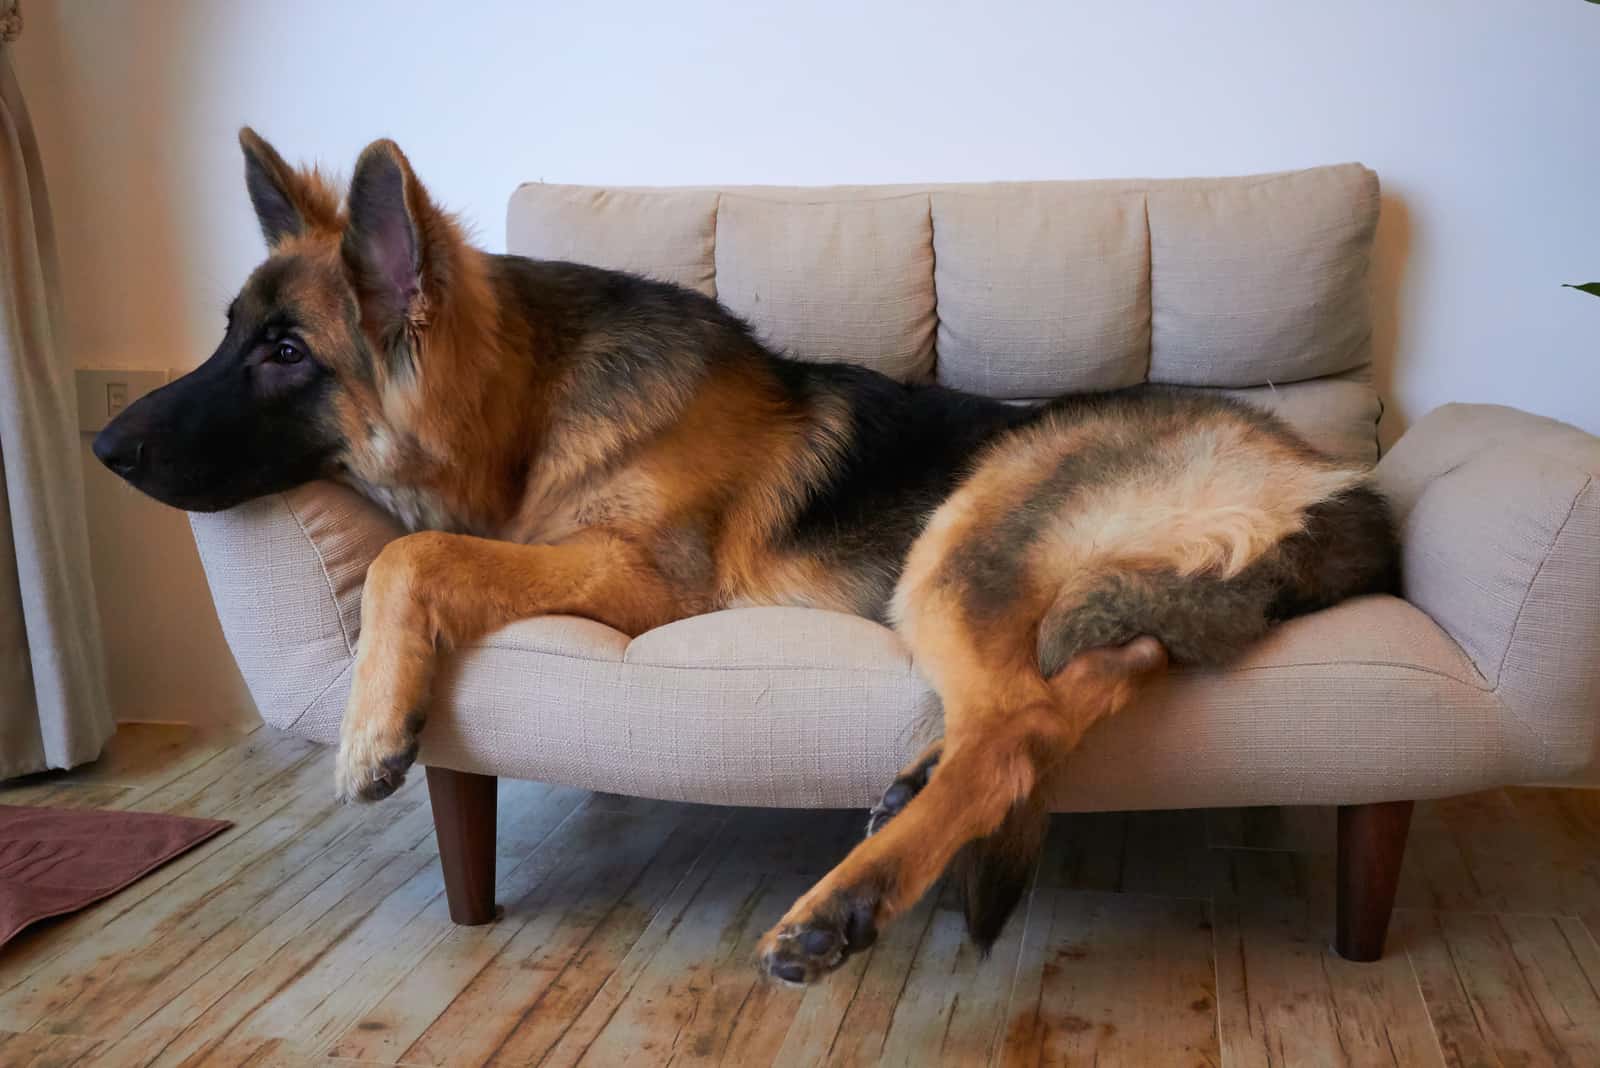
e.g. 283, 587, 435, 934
342, 139, 435, 337
238, 127, 337, 248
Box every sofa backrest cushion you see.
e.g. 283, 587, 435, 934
507, 165, 1381, 463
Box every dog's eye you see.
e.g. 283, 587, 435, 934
271, 341, 305, 365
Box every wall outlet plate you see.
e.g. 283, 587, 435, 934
76, 369, 171, 433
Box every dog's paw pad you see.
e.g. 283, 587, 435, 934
865, 792, 907, 837
759, 896, 879, 985
336, 730, 420, 804
761, 922, 849, 985
864, 751, 941, 837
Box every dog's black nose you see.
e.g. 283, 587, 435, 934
93, 428, 143, 478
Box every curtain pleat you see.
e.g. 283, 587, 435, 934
0, 17, 115, 779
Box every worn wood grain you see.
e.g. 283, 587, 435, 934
331, 799, 720, 1065
93, 849, 435, 1066
1001, 889, 1220, 1067
9, 726, 1600, 1065
0, 779, 134, 809
816, 895, 941, 1067
876, 890, 1030, 1067
565, 870, 789, 1065
1401, 909, 1594, 1068
0, 722, 246, 812
481, 819, 740, 1067
529, 809, 842, 1067
1214, 895, 1441, 1067
0, 1029, 106, 1067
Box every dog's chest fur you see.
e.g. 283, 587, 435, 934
341, 425, 658, 545
347, 478, 460, 534
338, 425, 472, 535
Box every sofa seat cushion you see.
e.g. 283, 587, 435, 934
424, 596, 1521, 811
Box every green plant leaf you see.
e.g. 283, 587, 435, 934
1564, 282, 1600, 297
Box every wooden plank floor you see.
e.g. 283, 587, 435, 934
4, 725, 1600, 1066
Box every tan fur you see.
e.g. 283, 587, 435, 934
1039, 424, 1362, 579
336, 529, 679, 800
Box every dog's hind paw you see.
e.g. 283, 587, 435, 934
865, 745, 942, 837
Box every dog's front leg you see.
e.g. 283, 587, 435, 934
336, 530, 674, 802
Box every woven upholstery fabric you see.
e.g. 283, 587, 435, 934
714, 194, 937, 381
1212, 366, 1383, 466
1376, 403, 1600, 774
190, 483, 398, 731
1147, 165, 1379, 387
930, 188, 1150, 396
506, 164, 1382, 443
505, 186, 719, 297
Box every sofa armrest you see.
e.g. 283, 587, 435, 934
1375, 404, 1600, 772
189, 480, 402, 734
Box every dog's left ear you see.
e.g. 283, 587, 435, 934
342, 139, 440, 339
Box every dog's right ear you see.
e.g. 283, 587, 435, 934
239, 127, 337, 248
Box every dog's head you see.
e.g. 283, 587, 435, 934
93, 130, 458, 511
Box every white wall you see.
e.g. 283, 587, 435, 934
12, 0, 1600, 726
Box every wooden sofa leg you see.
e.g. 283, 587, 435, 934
1334, 799, 1413, 962
426, 766, 498, 925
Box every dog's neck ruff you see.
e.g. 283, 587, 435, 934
342, 475, 461, 534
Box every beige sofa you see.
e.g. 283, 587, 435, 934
188, 164, 1600, 959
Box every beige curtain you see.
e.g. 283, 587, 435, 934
0, 3, 114, 779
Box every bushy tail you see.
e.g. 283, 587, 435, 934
1035, 483, 1400, 674
952, 792, 1049, 951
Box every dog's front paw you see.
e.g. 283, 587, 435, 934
335, 709, 423, 803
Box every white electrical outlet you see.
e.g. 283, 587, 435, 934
76, 369, 170, 433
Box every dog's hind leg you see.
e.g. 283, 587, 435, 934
758, 397, 1388, 982
336, 529, 678, 803
757, 620, 1167, 984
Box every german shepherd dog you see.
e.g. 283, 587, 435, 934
95, 131, 1398, 984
